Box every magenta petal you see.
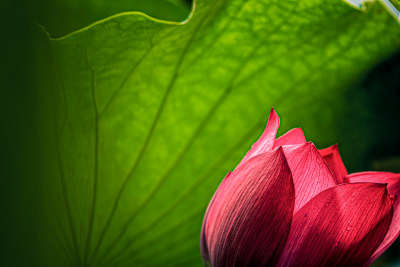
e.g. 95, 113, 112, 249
277, 183, 393, 267
345, 171, 400, 196
282, 142, 336, 212
344, 172, 400, 265
235, 108, 279, 170
200, 172, 231, 265
203, 148, 294, 267
319, 144, 348, 184
273, 127, 306, 148
366, 197, 400, 266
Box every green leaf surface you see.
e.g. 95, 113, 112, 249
31, 0, 191, 37
36, 0, 400, 266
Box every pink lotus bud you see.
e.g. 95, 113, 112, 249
201, 109, 400, 266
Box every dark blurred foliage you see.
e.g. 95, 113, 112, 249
391, 0, 400, 11
361, 50, 400, 165
341, 49, 400, 173
347, 50, 400, 267
29, 0, 192, 38
0, 0, 40, 266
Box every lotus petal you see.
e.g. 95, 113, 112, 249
235, 108, 279, 170
273, 127, 306, 149
282, 142, 336, 212
319, 144, 348, 184
344, 171, 400, 265
345, 171, 400, 196
277, 183, 393, 267
203, 148, 294, 267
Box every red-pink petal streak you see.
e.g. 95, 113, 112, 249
366, 197, 400, 266
205, 148, 294, 267
319, 144, 348, 184
235, 108, 279, 170
345, 171, 400, 196
282, 142, 336, 213
277, 183, 393, 267
344, 172, 400, 265
273, 127, 306, 148
201, 172, 231, 266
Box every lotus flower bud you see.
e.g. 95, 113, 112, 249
201, 108, 400, 267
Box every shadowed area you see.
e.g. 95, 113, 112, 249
30, 0, 192, 37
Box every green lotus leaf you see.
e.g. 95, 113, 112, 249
35, 0, 400, 266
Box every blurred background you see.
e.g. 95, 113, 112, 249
1, 0, 399, 266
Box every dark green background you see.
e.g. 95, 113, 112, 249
1, 0, 399, 266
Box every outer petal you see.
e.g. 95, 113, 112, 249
345, 171, 400, 196
273, 127, 306, 148
344, 172, 400, 265
200, 172, 231, 266
282, 142, 336, 212
204, 148, 294, 267
235, 108, 279, 170
319, 144, 348, 184
366, 197, 400, 266
277, 183, 393, 267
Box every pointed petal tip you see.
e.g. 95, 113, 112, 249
320, 143, 339, 153
268, 107, 280, 120
327, 143, 339, 153
235, 108, 281, 169
273, 127, 307, 149
281, 141, 336, 212
296, 126, 304, 132
346, 172, 400, 196
355, 182, 391, 198
295, 141, 314, 149
306, 141, 315, 146
272, 146, 288, 163
295, 141, 314, 151
268, 108, 280, 122
319, 143, 348, 184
